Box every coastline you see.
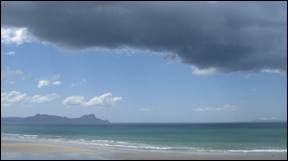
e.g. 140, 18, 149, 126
1, 138, 287, 160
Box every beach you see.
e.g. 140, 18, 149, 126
2, 123, 287, 160
2, 138, 287, 160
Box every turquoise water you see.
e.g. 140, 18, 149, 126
2, 123, 287, 152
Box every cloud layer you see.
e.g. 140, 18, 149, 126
1, 91, 59, 106
62, 93, 122, 107
37, 75, 62, 88
1, 2, 287, 73
30, 93, 58, 103
1, 27, 32, 45
1, 91, 27, 106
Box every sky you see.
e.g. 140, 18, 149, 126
1, 1, 287, 123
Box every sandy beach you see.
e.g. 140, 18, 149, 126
1, 139, 287, 160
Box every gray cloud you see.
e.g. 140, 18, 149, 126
1, 2, 287, 72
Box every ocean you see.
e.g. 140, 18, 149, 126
1, 123, 287, 152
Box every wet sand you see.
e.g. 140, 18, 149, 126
1, 139, 287, 160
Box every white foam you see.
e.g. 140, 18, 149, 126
2, 133, 39, 140
68, 138, 175, 150
228, 149, 287, 153
2, 133, 287, 153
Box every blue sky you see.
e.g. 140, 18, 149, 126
1, 42, 286, 122
1, 2, 287, 122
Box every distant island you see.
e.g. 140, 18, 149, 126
1, 114, 110, 125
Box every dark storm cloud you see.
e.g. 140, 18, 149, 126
1, 1, 287, 72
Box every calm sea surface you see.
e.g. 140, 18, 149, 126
2, 123, 287, 152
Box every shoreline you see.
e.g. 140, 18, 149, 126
1, 138, 287, 160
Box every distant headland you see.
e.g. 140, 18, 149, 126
1, 114, 110, 125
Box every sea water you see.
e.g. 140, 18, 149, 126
1, 123, 287, 152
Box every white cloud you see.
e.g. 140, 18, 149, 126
37, 80, 50, 88
112, 97, 123, 102
86, 93, 122, 107
194, 104, 237, 112
191, 66, 218, 76
1, 27, 32, 45
52, 81, 62, 86
5, 51, 15, 56
1, 91, 27, 106
37, 74, 62, 88
30, 93, 58, 103
62, 93, 122, 107
1, 91, 60, 106
261, 68, 283, 74
62, 96, 86, 106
